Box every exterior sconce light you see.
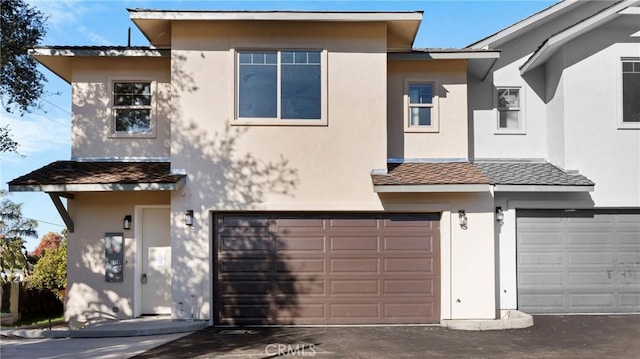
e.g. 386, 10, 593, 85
123, 215, 132, 230
496, 207, 504, 224
458, 210, 468, 230
185, 210, 194, 226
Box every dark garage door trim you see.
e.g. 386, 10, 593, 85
213, 212, 441, 325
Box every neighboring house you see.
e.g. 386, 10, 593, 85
7, 2, 639, 326
467, 0, 640, 314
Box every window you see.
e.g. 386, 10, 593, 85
622, 60, 640, 124
237, 50, 322, 122
112, 82, 152, 135
404, 80, 439, 132
496, 87, 524, 133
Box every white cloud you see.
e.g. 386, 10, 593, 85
27, 0, 88, 31
77, 25, 114, 46
2, 112, 70, 159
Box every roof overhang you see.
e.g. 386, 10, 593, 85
374, 184, 491, 193
128, 9, 423, 50
494, 184, 594, 192
29, 47, 170, 83
388, 49, 501, 80
467, 0, 580, 49
520, 0, 639, 74
9, 179, 186, 193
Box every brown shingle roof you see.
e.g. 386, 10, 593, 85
8, 161, 184, 186
371, 162, 491, 186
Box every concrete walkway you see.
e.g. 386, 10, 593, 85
0, 316, 207, 339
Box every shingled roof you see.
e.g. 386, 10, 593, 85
8, 161, 185, 191
372, 162, 491, 186
474, 161, 594, 186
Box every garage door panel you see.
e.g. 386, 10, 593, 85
329, 236, 379, 251
384, 302, 435, 318
384, 236, 435, 251
222, 216, 271, 228
330, 280, 379, 295
330, 258, 379, 273
384, 279, 434, 295
384, 257, 434, 273
276, 258, 324, 273
517, 210, 640, 314
276, 236, 325, 251
328, 218, 378, 228
215, 213, 441, 324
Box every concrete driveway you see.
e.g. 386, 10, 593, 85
132, 315, 640, 359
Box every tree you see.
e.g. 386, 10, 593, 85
0, 0, 48, 114
31, 231, 63, 258
0, 126, 18, 154
0, 191, 38, 283
29, 234, 67, 301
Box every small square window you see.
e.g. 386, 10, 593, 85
405, 81, 438, 132
112, 81, 153, 135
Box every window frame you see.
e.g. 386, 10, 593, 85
494, 86, 526, 135
618, 57, 640, 129
108, 78, 157, 138
233, 48, 328, 126
403, 78, 439, 133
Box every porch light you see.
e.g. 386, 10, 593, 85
185, 210, 194, 226
458, 210, 468, 230
123, 215, 132, 230
496, 207, 504, 224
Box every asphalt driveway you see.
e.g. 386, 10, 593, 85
132, 315, 640, 359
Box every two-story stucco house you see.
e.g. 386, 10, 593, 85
8, 2, 639, 327
467, 0, 640, 315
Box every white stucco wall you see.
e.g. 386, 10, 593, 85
553, 16, 640, 207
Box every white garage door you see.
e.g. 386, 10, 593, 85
517, 209, 640, 313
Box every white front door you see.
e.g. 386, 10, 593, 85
141, 208, 171, 314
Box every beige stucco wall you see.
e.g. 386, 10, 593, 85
65, 191, 169, 322
387, 59, 469, 159
168, 21, 391, 320
71, 57, 171, 160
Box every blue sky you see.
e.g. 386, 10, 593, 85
0, 0, 555, 251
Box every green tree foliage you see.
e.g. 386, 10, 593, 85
0, 191, 38, 283
29, 235, 67, 301
0, 126, 18, 153
0, 0, 48, 114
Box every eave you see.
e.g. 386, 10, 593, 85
28, 46, 170, 83
520, 0, 639, 74
128, 9, 423, 50
373, 184, 491, 193
493, 184, 594, 192
9, 179, 186, 193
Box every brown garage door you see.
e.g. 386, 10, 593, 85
214, 213, 440, 325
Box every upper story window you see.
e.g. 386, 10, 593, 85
621, 60, 640, 127
496, 87, 525, 134
404, 79, 439, 133
236, 50, 325, 124
112, 81, 154, 136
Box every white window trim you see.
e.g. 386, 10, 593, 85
494, 85, 526, 135
107, 77, 158, 139
232, 47, 328, 126
617, 57, 640, 130
403, 78, 439, 133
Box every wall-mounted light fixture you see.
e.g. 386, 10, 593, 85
123, 215, 132, 230
496, 207, 504, 224
185, 210, 194, 226
458, 210, 468, 230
